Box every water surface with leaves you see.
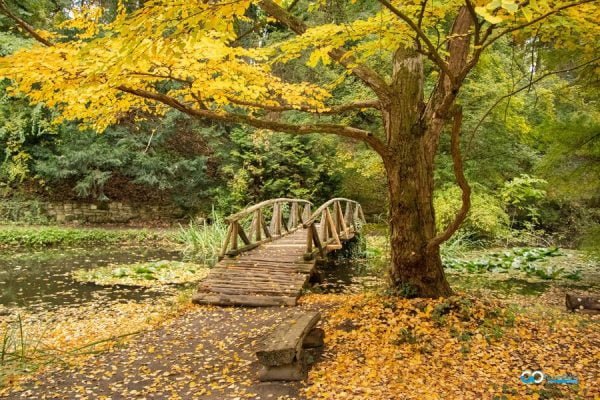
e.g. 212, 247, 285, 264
0, 245, 183, 313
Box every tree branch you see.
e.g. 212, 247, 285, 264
117, 85, 388, 156
574, 132, 600, 150
129, 71, 191, 84
233, 0, 300, 46
422, 6, 474, 159
0, 0, 54, 46
417, 0, 428, 30
231, 21, 267, 46
377, 0, 455, 82
480, 0, 595, 52
464, 0, 480, 45
226, 97, 381, 114
257, 0, 392, 101
428, 108, 471, 250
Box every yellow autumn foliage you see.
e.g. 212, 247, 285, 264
0, 0, 596, 134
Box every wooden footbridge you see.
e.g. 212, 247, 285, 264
192, 198, 365, 307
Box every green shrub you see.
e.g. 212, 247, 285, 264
440, 230, 484, 259
580, 223, 600, 259
216, 128, 342, 212
500, 174, 548, 228
434, 186, 509, 241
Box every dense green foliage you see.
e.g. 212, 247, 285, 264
0, 199, 49, 224
435, 186, 509, 240
217, 128, 342, 211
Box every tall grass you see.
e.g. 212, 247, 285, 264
1, 315, 37, 385
440, 230, 483, 259
176, 209, 228, 266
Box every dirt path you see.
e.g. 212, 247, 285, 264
3, 305, 322, 399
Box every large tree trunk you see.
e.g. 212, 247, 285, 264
385, 143, 453, 298
382, 46, 453, 298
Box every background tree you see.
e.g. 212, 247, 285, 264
0, 0, 597, 296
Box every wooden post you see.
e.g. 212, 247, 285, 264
271, 202, 282, 236
325, 208, 341, 250
344, 202, 353, 226
336, 201, 348, 238
261, 210, 272, 239
231, 221, 239, 251
249, 212, 257, 242
220, 223, 234, 259
358, 204, 366, 223
312, 223, 325, 258
306, 223, 313, 254
332, 202, 339, 233
280, 203, 289, 233
319, 211, 328, 244
255, 209, 262, 241
237, 222, 251, 246
289, 202, 298, 229
302, 203, 312, 223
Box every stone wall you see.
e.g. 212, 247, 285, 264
44, 202, 184, 224
0, 198, 189, 225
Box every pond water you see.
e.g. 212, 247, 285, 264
0, 245, 183, 313
312, 258, 383, 294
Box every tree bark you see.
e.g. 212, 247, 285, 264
385, 142, 452, 298
382, 47, 453, 298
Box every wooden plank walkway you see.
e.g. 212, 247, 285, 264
191, 198, 365, 307
192, 228, 315, 307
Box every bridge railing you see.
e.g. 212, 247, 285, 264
219, 198, 313, 259
303, 198, 366, 260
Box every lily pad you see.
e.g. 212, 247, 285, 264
73, 261, 209, 287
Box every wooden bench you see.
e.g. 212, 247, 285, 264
256, 311, 324, 381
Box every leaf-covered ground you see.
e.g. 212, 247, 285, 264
1, 305, 310, 399
302, 293, 599, 400
1, 292, 598, 399
0, 293, 194, 389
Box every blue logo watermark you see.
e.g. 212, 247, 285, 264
520, 370, 578, 385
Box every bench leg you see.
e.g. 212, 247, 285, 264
303, 328, 325, 348
258, 360, 307, 381
258, 351, 310, 382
